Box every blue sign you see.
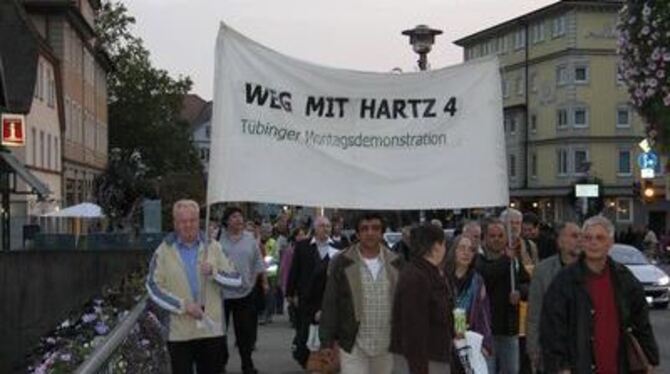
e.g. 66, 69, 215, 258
638, 151, 659, 169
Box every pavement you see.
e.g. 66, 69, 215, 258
224, 314, 302, 374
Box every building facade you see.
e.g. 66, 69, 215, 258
24, 0, 110, 207
455, 0, 668, 232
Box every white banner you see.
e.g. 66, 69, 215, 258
208, 23, 508, 210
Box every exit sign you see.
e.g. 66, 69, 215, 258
1, 114, 26, 147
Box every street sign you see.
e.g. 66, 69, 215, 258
638, 151, 659, 170
575, 184, 599, 198
1, 114, 25, 147
641, 168, 655, 179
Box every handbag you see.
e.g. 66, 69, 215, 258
306, 347, 340, 373
625, 329, 653, 374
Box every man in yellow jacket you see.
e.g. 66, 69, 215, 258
146, 200, 242, 374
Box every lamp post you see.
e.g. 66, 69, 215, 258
401, 25, 442, 71
402, 25, 442, 223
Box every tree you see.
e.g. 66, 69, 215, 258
618, 2, 670, 151
94, 1, 204, 224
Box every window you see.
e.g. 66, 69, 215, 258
574, 149, 589, 175
556, 65, 568, 86
509, 154, 517, 178
531, 153, 538, 178
482, 42, 489, 56
618, 150, 632, 176
617, 106, 631, 128
502, 79, 510, 98
504, 115, 511, 133
47, 134, 52, 169
516, 75, 524, 96
530, 72, 538, 92
514, 29, 526, 50
557, 108, 568, 128
574, 66, 589, 84
509, 116, 517, 134
616, 62, 624, 85
532, 22, 545, 44
39, 131, 45, 167
31, 128, 37, 166
206, 125, 211, 139
530, 114, 538, 133
616, 198, 633, 222
552, 15, 566, 37
573, 107, 588, 128
557, 149, 568, 176
54, 137, 59, 170
47, 68, 55, 107
498, 36, 507, 54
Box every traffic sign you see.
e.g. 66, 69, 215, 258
638, 151, 659, 169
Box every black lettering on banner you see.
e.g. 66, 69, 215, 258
305, 96, 325, 116
393, 100, 407, 119
244, 82, 292, 112
407, 99, 421, 118
360, 99, 376, 119
422, 99, 436, 118
443, 96, 457, 117
376, 100, 391, 119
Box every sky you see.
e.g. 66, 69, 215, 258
122, 0, 557, 100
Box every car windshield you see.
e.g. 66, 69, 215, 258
610, 247, 649, 265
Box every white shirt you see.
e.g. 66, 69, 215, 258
311, 237, 337, 259
362, 256, 383, 281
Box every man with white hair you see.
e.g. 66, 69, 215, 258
541, 216, 659, 373
146, 200, 242, 374
286, 215, 341, 367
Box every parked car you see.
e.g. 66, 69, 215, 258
383, 232, 403, 248
610, 244, 670, 309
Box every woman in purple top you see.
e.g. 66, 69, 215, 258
444, 235, 494, 371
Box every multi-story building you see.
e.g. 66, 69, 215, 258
181, 94, 212, 174
23, 0, 110, 206
1, 0, 62, 249
454, 0, 669, 233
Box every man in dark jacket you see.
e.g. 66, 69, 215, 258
540, 216, 659, 373
477, 218, 530, 374
320, 211, 403, 374
286, 216, 339, 367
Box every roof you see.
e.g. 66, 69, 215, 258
453, 0, 623, 46
0, 0, 40, 113
193, 101, 212, 127
179, 94, 208, 126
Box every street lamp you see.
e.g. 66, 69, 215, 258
402, 25, 442, 223
402, 24, 443, 71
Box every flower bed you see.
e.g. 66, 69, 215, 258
26, 268, 169, 373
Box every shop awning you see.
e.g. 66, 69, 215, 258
0, 151, 50, 197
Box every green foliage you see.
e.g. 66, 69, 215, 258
94, 1, 204, 222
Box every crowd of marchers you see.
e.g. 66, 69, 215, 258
145, 199, 660, 374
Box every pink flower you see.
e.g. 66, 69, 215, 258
635, 88, 645, 98
652, 49, 662, 61
664, 94, 670, 106
642, 4, 652, 18
648, 78, 659, 88
641, 26, 651, 36
656, 70, 665, 79
663, 52, 670, 62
